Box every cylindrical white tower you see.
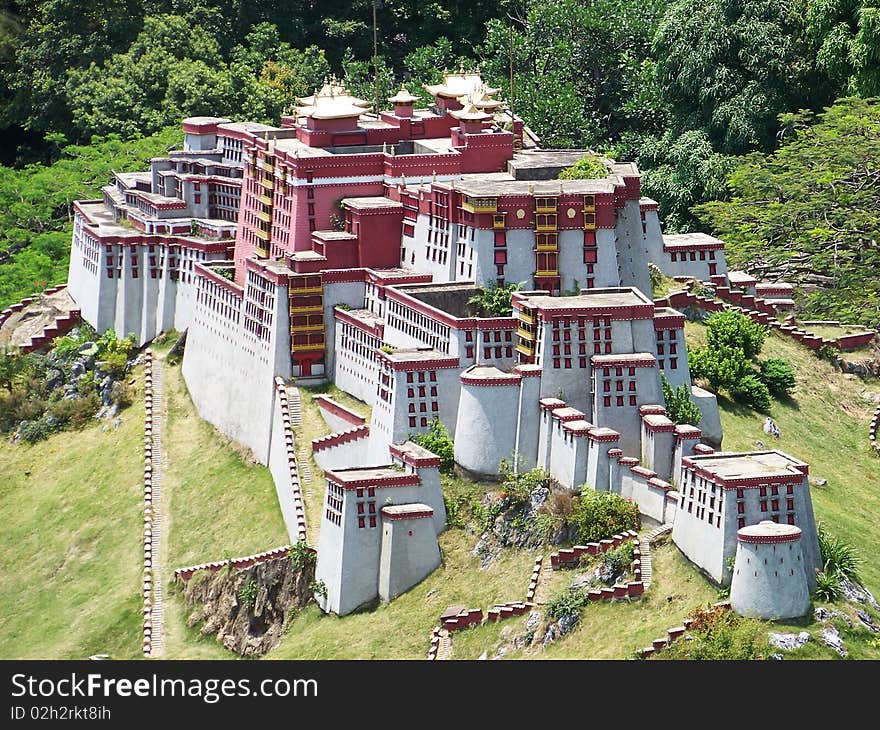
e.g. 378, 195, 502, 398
454, 367, 521, 477
730, 520, 810, 620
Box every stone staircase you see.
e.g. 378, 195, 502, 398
148, 361, 165, 656
286, 386, 302, 427
287, 387, 314, 493
639, 523, 673, 590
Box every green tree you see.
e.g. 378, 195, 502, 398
478, 0, 669, 148
654, 0, 821, 155
633, 129, 736, 232
660, 373, 702, 426
807, 0, 880, 97
410, 418, 454, 473
467, 282, 520, 317
697, 97, 880, 329
704, 310, 766, 361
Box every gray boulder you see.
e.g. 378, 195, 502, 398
558, 612, 579, 636
768, 631, 810, 651
820, 625, 847, 657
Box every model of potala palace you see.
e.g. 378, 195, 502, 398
66, 73, 820, 619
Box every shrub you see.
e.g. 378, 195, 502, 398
466, 282, 520, 317
661, 372, 702, 426
288, 541, 316, 572
598, 542, 635, 584
238, 579, 258, 609
47, 392, 100, 429
571, 490, 640, 543
816, 344, 838, 362
546, 587, 590, 622
96, 329, 137, 377
817, 523, 861, 582
687, 344, 750, 391
705, 310, 766, 360
443, 494, 468, 529
758, 358, 795, 397
558, 155, 609, 180
19, 417, 56, 444
498, 461, 556, 509
309, 579, 327, 599
410, 418, 454, 474
730, 374, 772, 413
656, 605, 767, 660
813, 569, 842, 602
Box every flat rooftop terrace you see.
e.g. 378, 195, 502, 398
517, 287, 654, 312
688, 451, 808, 481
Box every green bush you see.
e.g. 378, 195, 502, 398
410, 418, 455, 474
47, 392, 100, 429
498, 462, 556, 509
546, 587, 590, 622
656, 605, 767, 660
758, 358, 795, 397
687, 344, 750, 391
705, 310, 766, 360
571, 490, 640, 543
817, 523, 861, 582
730, 374, 772, 412
288, 541, 316, 572
660, 372, 702, 426
558, 155, 609, 180
598, 541, 635, 584
19, 417, 57, 444
813, 570, 842, 602
238, 579, 258, 609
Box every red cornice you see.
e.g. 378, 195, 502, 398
325, 470, 421, 490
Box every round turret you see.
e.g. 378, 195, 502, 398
730, 520, 810, 620
454, 366, 521, 477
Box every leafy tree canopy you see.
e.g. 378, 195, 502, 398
696, 97, 880, 328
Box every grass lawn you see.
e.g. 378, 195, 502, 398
686, 322, 880, 598
293, 386, 334, 544
158, 357, 289, 659
0, 370, 146, 659
269, 529, 537, 659
475, 541, 721, 660
160, 358, 288, 568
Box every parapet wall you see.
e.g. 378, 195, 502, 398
0, 285, 81, 353
173, 545, 309, 582
267, 377, 308, 543
312, 424, 372, 471
314, 394, 366, 432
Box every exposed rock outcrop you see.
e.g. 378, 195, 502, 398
180, 554, 315, 656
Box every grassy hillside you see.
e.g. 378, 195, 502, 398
155, 355, 288, 660
0, 369, 146, 659
2, 322, 878, 660
270, 530, 536, 660
686, 322, 880, 596
160, 358, 288, 568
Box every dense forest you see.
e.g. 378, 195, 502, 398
2, 0, 880, 326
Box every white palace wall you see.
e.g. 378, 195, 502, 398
182, 267, 291, 464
